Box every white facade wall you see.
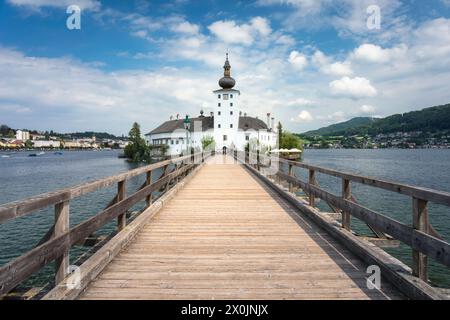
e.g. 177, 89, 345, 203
16, 130, 30, 141
213, 89, 240, 152
33, 140, 61, 148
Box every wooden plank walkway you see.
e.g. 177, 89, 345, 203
80, 155, 403, 300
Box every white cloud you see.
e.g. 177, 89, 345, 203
131, 30, 148, 39
170, 21, 200, 35
0, 47, 217, 134
208, 17, 271, 45
323, 62, 353, 77
291, 110, 313, 122
360, 104, 376, 114
7, 0, 101, 10
288, 51, 307, 70
312, 50, 353, 76
258, 0, 327, 16
287, 98, 314, 106
413, 18, 450, 60
352, 44, 407, 63
329, 76, 377, 99
250, 16, 272, 36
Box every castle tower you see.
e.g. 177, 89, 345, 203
213, 53, 240, 153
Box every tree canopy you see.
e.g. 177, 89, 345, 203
280, 131, 303, 150
124, 122, 150, 163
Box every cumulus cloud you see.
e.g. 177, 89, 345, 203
257, 0, 327, 16
208, 17, 271, 45
0, 47, 217, 134
311, 50, 353, 76
288, 51, 308, 70
329, 76, 377, 99
7, 0, 101, 10
170, 21, 200, 35
360, 104, 376, 114
352, 44, 407, 63
291, 110, 313, 122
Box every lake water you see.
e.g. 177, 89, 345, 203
300, 149, 450, 288
0, 150, 157, 288
1, 149, 449, 289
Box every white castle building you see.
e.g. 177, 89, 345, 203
145, 54, 278, 156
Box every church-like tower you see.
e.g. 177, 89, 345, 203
213, 54, 241, 152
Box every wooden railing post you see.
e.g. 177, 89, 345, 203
54, 200, 69, 284
146, 170, 153, 207
117, 179, 126, 231
342, 179, 351, 231
308, 169, 316, 207
412, 197, 429, 281
256, 150, 260, 171
288, 164, 293, 192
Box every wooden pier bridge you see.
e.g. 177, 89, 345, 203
1, 152, 450, 300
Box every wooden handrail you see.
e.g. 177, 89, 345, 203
275, 157, 450, 207
239, 151, 450, 283
0, 152, 209, 295
0, 153, 198, 224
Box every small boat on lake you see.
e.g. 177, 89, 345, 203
29, 151, 45, 157
54, 151, 63, 155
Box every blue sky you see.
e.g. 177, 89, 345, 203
1, 0, 450, 135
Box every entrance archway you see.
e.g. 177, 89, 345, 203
222, 146, 227, 154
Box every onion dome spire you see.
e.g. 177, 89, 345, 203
219, 53, 236, 89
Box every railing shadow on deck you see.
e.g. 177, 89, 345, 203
231, 149, 450, 299
0, 151, 211, 298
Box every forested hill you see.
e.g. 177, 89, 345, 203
303, 104, 450, 137
303, 117, 378, 136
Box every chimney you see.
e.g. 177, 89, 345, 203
244, 112, 247, 117
266, 113, 271, 128
176, 114, 179, 120
239, 111, 242, 116
210, 112, 214, 117
271, 117, 275, 131
170, 115, 173, 120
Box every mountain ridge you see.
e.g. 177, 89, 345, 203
303, 104, 450, 137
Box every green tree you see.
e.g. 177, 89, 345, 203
124, 122, 150, 163
201, 135, 215, 151
280, 131, 303, 150
25, 139, 33, 149
277, 121, 283, 147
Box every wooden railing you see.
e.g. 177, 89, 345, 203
237, 151, 450, 283
0, 152, 209, 296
